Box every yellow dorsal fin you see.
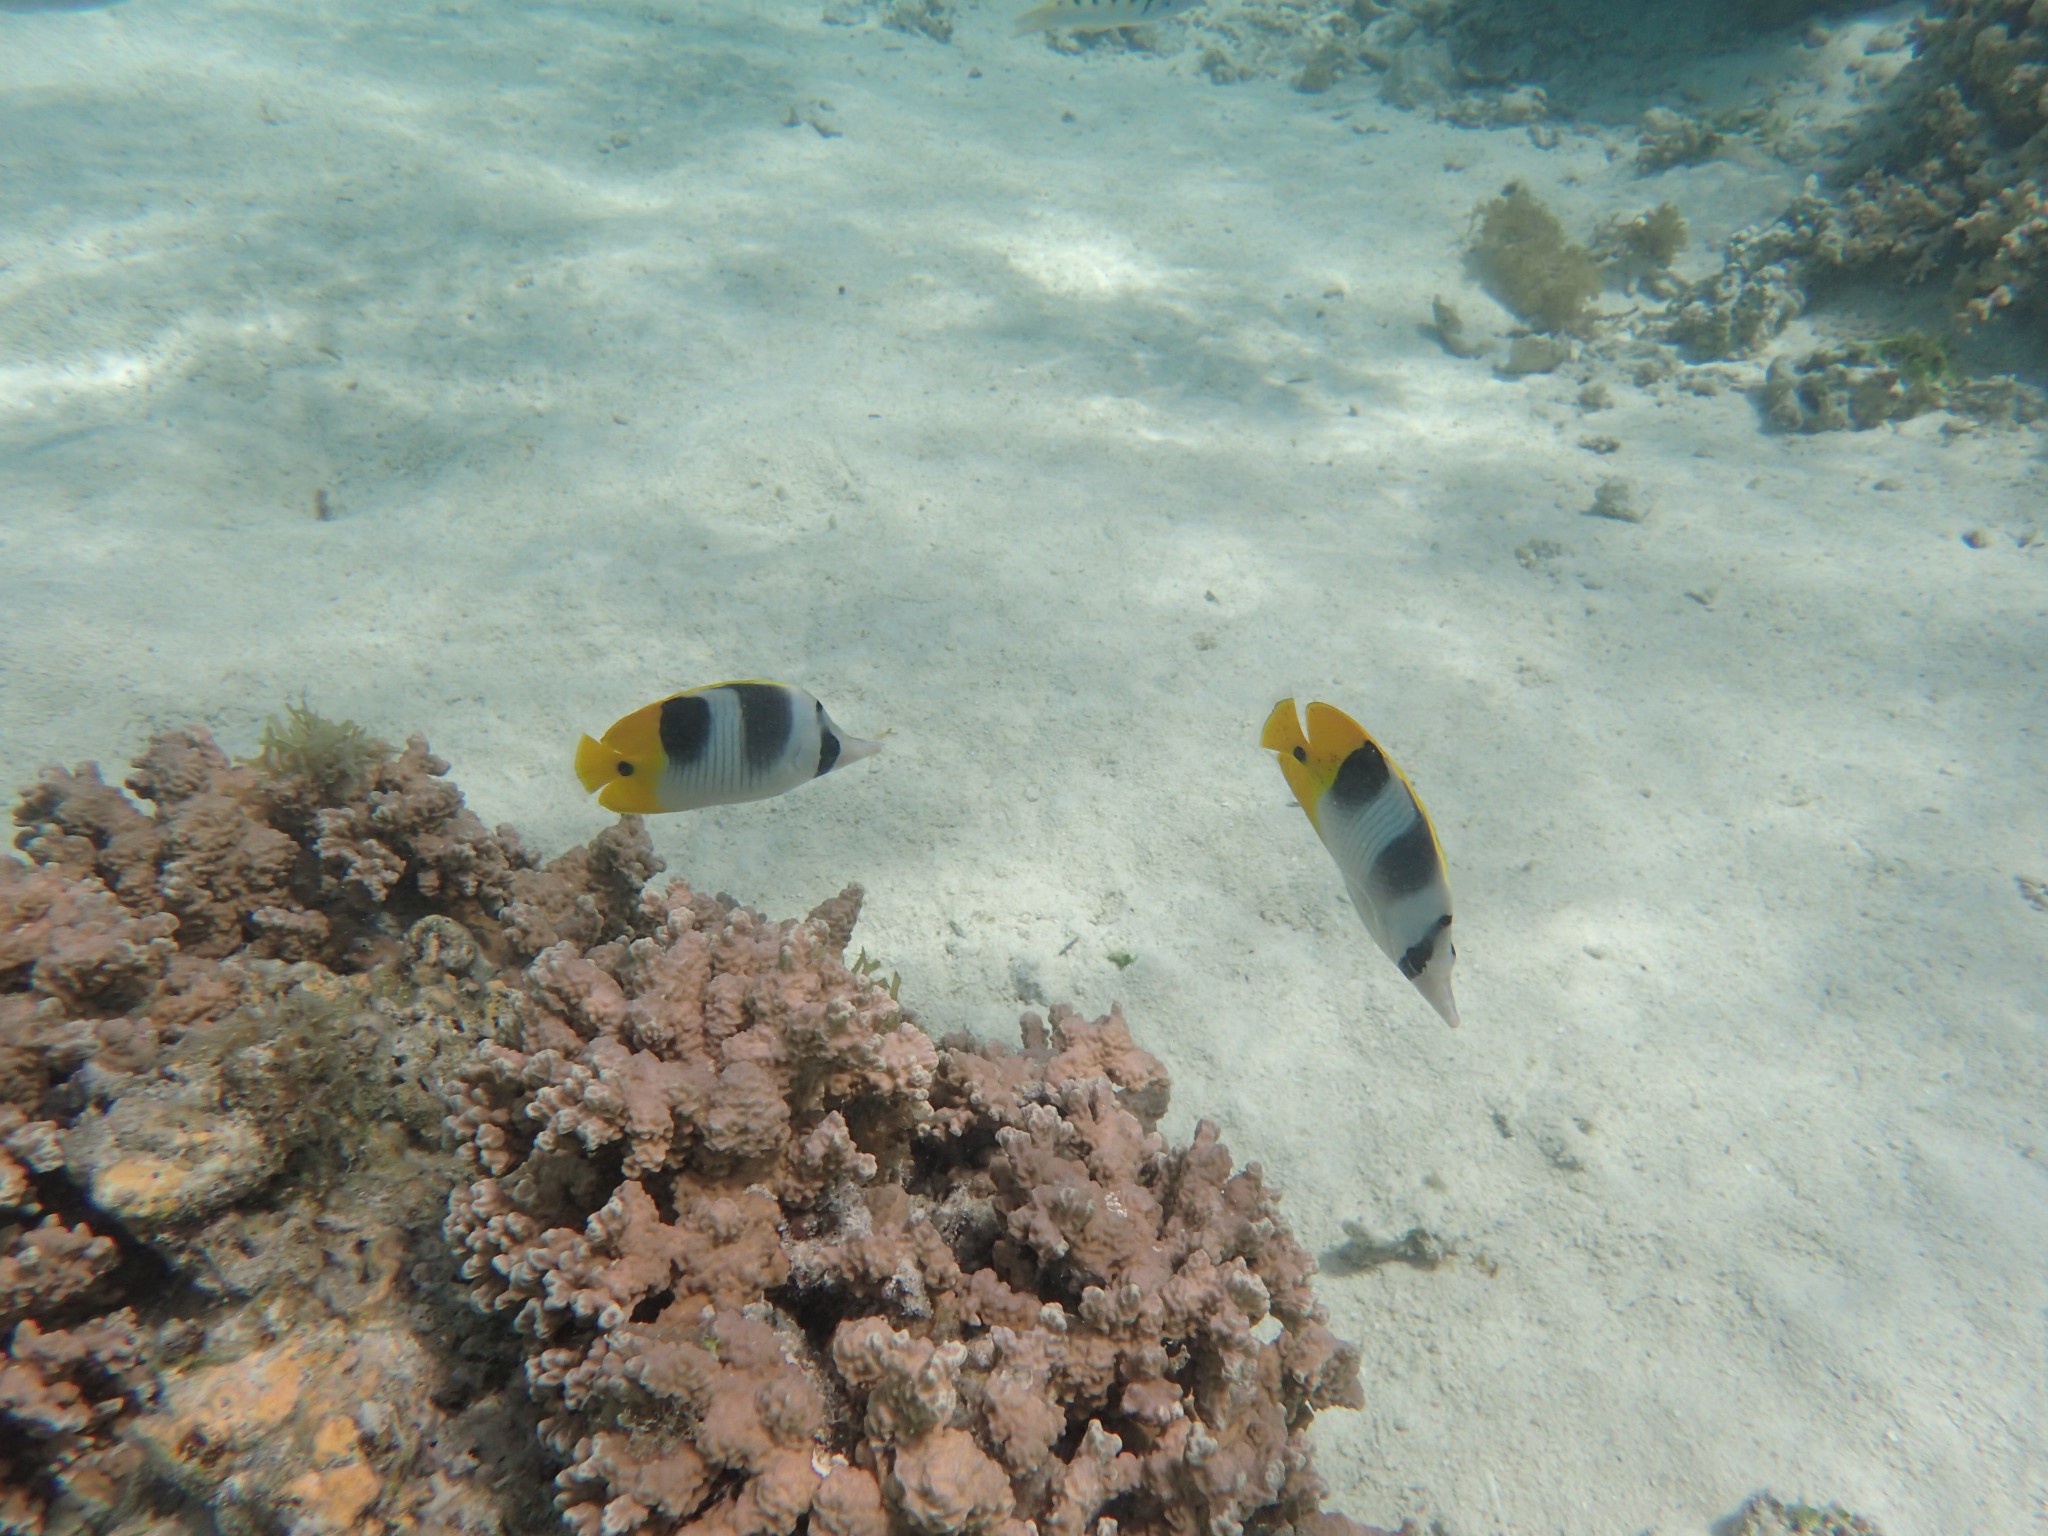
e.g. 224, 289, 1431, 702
1303, 701, 1371, 757
1259, 697, 1307, 755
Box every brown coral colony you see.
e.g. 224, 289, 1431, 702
2, 718, 1370, 1536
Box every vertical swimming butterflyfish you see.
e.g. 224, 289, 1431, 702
1015, 0, 1203, 33
1261, 698, 1460, 1027
576, 681, 880, 814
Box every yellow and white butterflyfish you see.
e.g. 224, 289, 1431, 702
575, 681, 880, 815
1015, 0, 1203, 34
1261, 698, 1460, 1028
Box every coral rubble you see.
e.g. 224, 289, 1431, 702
3, 721, 1371, 1535
1724, 1492, 1884, 1536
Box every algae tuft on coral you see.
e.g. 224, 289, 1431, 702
1875, 329, 1957, 388
250, 698, 393, 803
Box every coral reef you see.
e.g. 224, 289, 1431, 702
1665, 203, 1814, 361
1199, 0, 1832, 118
447, 880, 1362, 1536
1670, 0, 2047, 362
1239, 0, 2043, 415
1420, 0, 1838, 115
13, 723, 658, 971
1828, 0, 2047, 327
2, 723, 663, 1532
1759, 342, 1941, 431
0, 1310, 152, 1531
1753, 335, 2046, 431
4, 722, 1373, 1535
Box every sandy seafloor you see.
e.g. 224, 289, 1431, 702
3, 0, 2046, 1530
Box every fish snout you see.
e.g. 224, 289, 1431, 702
834, 733, 883, 767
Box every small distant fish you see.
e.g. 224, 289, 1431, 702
576, 681, 880, 815
1261, 698, 1460, 1027
1015, 0, 1203, 34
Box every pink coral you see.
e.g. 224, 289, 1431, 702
6, 722, 1379, 1534
0, 723, 690, 1533
0, 1221, 118, 1329
0, 861, 177, 1017
448, 881, 1362, 1536
14, 725, 665, 976
0, 1310, 152, 1526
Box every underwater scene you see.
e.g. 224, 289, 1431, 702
1, 0, 2044, 1531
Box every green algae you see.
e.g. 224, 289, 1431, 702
250, 699, 392, 804
1468, 183, 1603, 332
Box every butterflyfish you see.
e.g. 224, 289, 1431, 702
576, 681, 880, 815
1261, 698, 1460, 1027
1015, 0, 1203, 34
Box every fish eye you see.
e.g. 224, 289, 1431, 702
617, 762, 635, 776
1292, 746, 1307, 762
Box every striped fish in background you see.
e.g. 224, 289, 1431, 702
575, 681, 880, 815
1261, 698, 1461, 1028
1015, 0, 1204, 34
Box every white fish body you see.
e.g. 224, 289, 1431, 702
1016, 0, 1203, 33
576, 681, 880, 815
1262, 698, 1460, 1028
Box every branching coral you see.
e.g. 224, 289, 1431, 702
447, 880, 1363, 1536
0, 1310, 153, 1529
3, 719, 1378, 1535
15, 725, 659, 971
2, 722, 669, 1533
1671, 0, 2048, 361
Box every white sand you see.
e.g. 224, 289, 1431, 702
3, 1, 2044, 1530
